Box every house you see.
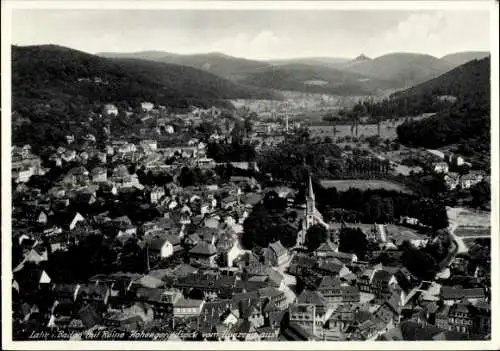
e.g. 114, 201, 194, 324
103, 309, 146, 331
341, 285, 361, 304
316, 259, 348, 277
474, 301, 491, 337
258, 287, 287, 309
13, 266, 52, 294
433, 162, 449, 174
460, 171, 485, 189
434, 304, 451, 330
315, 240, 339, 257
37, 211, 48, 225
357, 268, 376, 293
52, 284, 81, 304
189, 242, 218, 267
447, 299, 475, 335
62, 149, 77, 163
199, 299, 235, 332
14, 166, 35, 183
240, 302, 265, 329
263, 241, 289, 267
173, 298, 205, 318
226, 241, 246, 268
141, 102, 155, 112
316, 276, 342, 306
91, 167, 107, 183
103, 104, 119, 116
371, 269, 399, 302
440, 286, 485, 305
374, 292, 402, 330
140, 139, 157, 151
149, 186, 165, 204
77, 284, 111, 306
133, 275, 165, 289
288, 303, 322, 337
297, 290, 327, 320
69, 212, 86, 231
148, 235, 182, 259
133, 287, 173, 320
328, 251, 358, 264
444, 172, 460, 190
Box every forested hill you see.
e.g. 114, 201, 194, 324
395, 57, 490, 154
351, 57, 490, 119
392, 57, 490, 105
12, 45, 281, 108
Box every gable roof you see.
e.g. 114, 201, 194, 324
317, 276, 341, 290
372, 269, 393, 284
269, 241, 287, 257
297, 290, 326, 306
189, 241, 217, 256
316, 240, 338, 252
440, 286, 485, 300
133, 275, 165, 289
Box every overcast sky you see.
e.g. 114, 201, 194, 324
11, 9, 491, 59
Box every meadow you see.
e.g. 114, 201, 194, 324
320, 179, 412, 193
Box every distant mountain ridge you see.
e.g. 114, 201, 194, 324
344, 52, 455, 88
232, 62, 396, 95
98, 50, 272, 80
99, 49, 488, 94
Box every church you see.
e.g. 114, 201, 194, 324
295, 175, 330, 248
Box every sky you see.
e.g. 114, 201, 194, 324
11, 9, 491, 60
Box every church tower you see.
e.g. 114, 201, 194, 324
305, 174, 315, 231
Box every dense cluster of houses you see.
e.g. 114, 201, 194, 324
429, 150, 487, 190
10, 103, 491, 342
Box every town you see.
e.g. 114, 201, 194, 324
11, 98, 491, 342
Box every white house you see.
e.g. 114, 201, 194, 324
69, 213, 85, 231
226, 241, 246, 268
433, 162, 449, 174
141, 102, 155, 112
149, 235, 181, 258
17, 166, 34, 183
460, 171, 485, 189
118, 143, 136, 154
62, 150, 77, 163
104, 104, 119, 116
140, 140, 158, 151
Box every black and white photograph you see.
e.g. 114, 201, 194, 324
1, 1, 499, 349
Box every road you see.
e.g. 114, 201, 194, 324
274, 252, 297, 306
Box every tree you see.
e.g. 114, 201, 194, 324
242, 204, 297, 250
118, 238, 146, 273
470, 180, 490, 209
338, 227, 368, 260
304, 224, 328, 252
401, 242, 438, 280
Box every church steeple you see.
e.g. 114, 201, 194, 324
307, 174, 315, 201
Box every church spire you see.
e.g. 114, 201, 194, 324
307, 174, 315, 201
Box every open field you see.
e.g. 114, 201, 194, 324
308, 114, 436, 140
309, 122, 399, 140
446, 207, 490, 228
454, 226, 491, 237
320, 179, 412, 193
